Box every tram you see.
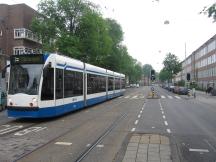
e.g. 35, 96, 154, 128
7, 53, 125, 118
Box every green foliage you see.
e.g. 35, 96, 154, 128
142, 64, 153, 77
163, 53, 182, 75
159, 68, 172, 82
201, 3, 216, 22
177, 80, 185, 86
31, 0, 143, 83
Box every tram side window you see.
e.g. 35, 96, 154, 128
87, 74, 106, 94
121, 78, 126, 89
108, 77, 114, 91
64, 70, 83, 97
115, 78, 120, 90
56, 69, 64, 99
41, 68, 54, 100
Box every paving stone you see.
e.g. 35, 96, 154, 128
160, 154, 171, 160
160, 136, 170, 145
149, 144, 159, 148
123, 157, 136, 162
148, 155, 160, 161
138, 144, 148, 149
148, 147, 159, 153
137, 148, 147, 154
148, 152, 160, 157
136, 157, 147, 162
127, 146, 138, 151
128, 143, 139, 147
161, 160, 172, 162
140, 136, 149, 144
150, 135, 160, 144
136, 153, 147, 158
130, 136, 141, 143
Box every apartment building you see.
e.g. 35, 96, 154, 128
179, 34, 216, 89
0, 3, 42, 70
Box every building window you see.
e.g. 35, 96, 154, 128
0, 30, 2, 36
0, 48, 2, 54
14, 28, 41, 44
13, 46, 42, 55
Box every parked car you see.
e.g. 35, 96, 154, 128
173, 86, 180, 94
169, 85, 175, 92
178, 87, 189, 95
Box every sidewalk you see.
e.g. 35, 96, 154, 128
122, 134, 172, 162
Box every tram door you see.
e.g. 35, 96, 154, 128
55, 69, 64, 112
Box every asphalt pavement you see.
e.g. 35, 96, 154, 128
0, 86, 215, 162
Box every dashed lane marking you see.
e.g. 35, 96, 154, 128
134, 120, 139, 125
166, 129, 171, 133
161, 95, 165, 99
164, 121, 168, 126
140, 110, 142, 113
138, 115, 141, 118
96, 145, 104, 148
86, 144, 91, 147
132, 95, 138, 99
189, 149, 209, 153
125, 96, 130, 99
55, 142, 72, 146
131, 128, 136, 132
168, 96, 173, 99
162, 115, 166, 119
162, 111, 164, 114
175, 96, 181, 99
119, 96, 123, 99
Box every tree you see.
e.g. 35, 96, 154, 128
143, 64, 153, 77
163, 53, 182, 76
159, 68, 172, 82
201, 3, 216, 22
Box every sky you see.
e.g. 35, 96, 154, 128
1, 0, 216, 72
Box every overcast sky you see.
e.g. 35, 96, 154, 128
1, 0, 216, 71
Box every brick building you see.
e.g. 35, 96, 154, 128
177, 34, 216, 90
0, 3, 42, 70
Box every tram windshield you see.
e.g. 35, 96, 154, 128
9, 64, 43, 95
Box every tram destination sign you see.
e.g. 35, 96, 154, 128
11, 55, 44, 65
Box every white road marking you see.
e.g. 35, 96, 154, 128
125, 96, 130, 99
119, 96, 123, 99
140, 96, 145, 99
2, 125, 10, 127
168, 96, 173, 99
166, 129, 171, 133
0, 125, 23, 135
152, 126, 155, 129
175, 96, 181, 99
86, 144, 91, 147
164, 121, 168, 126
162, 115, 166, 119
189, 149, 209, 153
132, 95, 138, 99
162, 111, 164, 114
55, 142, 72, 146
14, 127, 47, 136
96, 144, 104, 148
204, 139, 216, 152
131, 128, 136, 132
161, 95, 165, 99
138, 115, 141, 118
141, 107, 144, 110
134, 120, 139, 125
140, 110, 142, 113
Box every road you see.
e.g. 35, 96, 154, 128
0, 86, 216, 162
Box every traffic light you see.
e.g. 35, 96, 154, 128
186, 73, 190, 81
151, 69, 155, 81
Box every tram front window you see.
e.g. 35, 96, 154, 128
9, 64, 43, 95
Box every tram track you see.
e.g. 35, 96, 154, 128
14, 89, 144, 162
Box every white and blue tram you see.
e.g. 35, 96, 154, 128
7, 53, 126, 118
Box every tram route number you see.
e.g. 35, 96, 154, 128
0, 125, 47, 136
